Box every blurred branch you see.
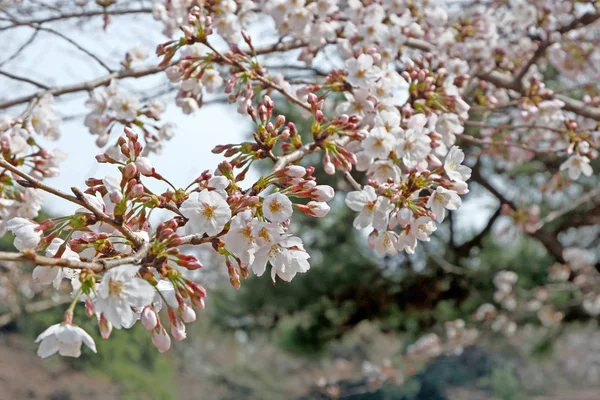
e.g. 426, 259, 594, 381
455, 207, 502, 258
470, 165, 565, 262
533, 187, 600, 232
0, 295, 72, 328
23, 23, 114, 72
0, 29, 39, 67
0, 7, 153, 31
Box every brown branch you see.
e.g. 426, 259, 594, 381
0, 241, 150, 273
0, 158, 144, 248
470, 165, 565, 263
532, 187, 600, 232
455, 207, 502, 257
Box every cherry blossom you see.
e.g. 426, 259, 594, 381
95, 265, 155, 329
36, 323, 96, 359
180, 189, 232, 236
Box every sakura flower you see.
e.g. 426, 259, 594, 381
32, 238, 80, 289
263, 192, 293, 223
207, 175, 230, 198
373, 231, 399, 256
444, 146, 472, 182
251, 234, 310, 282
223, 210, 259, 265
345, 186, 394, 231
6, 217, 42, 251
36, 323, 96, 358
559, 155, 593, 180
396, 115, 432, 168
362, 127, 396, 159
201, 69, 224, 93
94, 265, 155, 329
345, 54, 380, 88
180, 189, 232, 236
110, 92, 141, 121
367, 160, 402, 184
397, 229, 418, 254
426, 187, 462, 223
410, 216, 437, 242
436, 113, 464, 146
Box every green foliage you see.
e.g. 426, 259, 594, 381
485, 364, 526, 400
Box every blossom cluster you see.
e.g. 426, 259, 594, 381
84, 80, 175, 153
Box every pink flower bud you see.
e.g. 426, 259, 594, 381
96, 134, 110, 147
180, 303, 196, 323
171, 319, 187, 341
99, 314, 112, 339
312, 185, 335, 202
427, 154, 442, 168
122, 162, 138, 179
449, 180, 469, 194
191, 295, 206, 309
130, 183, 144, 198
142, 307, 158, 331
285, 165, 306, 178
299, 201, 330, 217
324, 161, 335, 175
109, 190, 124, 204
85, 297, 95, 317
124, 127, 138, 141
135, 157, 154, 176
152, 327, 171, 353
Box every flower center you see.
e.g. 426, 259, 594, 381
434, 192, 448, 203
201, 203, 216, 219
268, 200, 283, 214
109, 278, 123, 298
257, 227, 272, 243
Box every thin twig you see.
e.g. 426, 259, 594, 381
0, 7, 153, 31
0, 69, 49, 89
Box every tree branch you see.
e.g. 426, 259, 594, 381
0, 40, 308, 110
0, 158, 144, 248
470, 165, 565, 262
0, 69, 49, 89
455, 207, 502, 257
0, 7, 153, 31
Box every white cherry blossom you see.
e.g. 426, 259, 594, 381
426, 187, 462, 223
181, 189, 232, 236
94, 265, 155, 329
263, 192, 293, 223
36, 323, 96, 358
444, 146, 472, 182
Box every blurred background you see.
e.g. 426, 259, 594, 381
1, 2, 600, 400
